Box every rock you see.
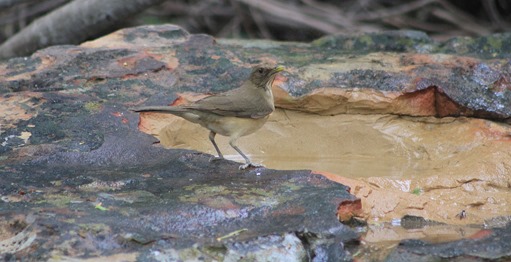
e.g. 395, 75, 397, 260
1, 24, 511, 260
0, 153, 358, 260
386, 222, 511, 261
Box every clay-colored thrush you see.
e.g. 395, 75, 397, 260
131, 64, 284, 169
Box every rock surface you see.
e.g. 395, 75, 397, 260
386, 222, 511, 261
1, 152, 358, 260
1, 24, 511, 261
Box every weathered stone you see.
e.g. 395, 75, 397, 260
0, 150, 358, 260
1, 24, 511, 260
385, 222, 511, 261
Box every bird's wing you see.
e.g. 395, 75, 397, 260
181, 88, 273, 119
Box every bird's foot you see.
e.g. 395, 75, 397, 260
239, 162, 264, 170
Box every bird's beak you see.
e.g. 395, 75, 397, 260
273, 65, 285, 74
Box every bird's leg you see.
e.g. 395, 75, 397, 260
209, 131, 224, 161
229, 138, 263, 170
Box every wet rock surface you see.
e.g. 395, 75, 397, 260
1, 148, 358, 260
1, 25, 511, 260
386, 222, 511, 261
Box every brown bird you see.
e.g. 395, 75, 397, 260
131, 64, 284, 169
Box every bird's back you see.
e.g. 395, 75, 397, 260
182, 81, 274, 119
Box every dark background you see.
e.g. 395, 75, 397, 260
0, 0, 510, 59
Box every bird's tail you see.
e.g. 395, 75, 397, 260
129, 106, 187, 114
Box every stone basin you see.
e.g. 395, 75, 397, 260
140, 85, 511, 227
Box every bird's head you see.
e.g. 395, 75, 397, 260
249, 65, 285, 90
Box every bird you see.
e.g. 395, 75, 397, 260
131, 64, 284, 170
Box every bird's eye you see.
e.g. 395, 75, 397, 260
258, 68, 264, 74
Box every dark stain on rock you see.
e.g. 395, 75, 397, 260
333, 69, 410, 92
5, 56, 41, 77
312, 30, 433, 53
440, 33, 511, 59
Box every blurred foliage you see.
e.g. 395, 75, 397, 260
1, 0, 510, 45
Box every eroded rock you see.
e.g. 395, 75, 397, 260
1, 24, 511, 260
1, 149, 358, 260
